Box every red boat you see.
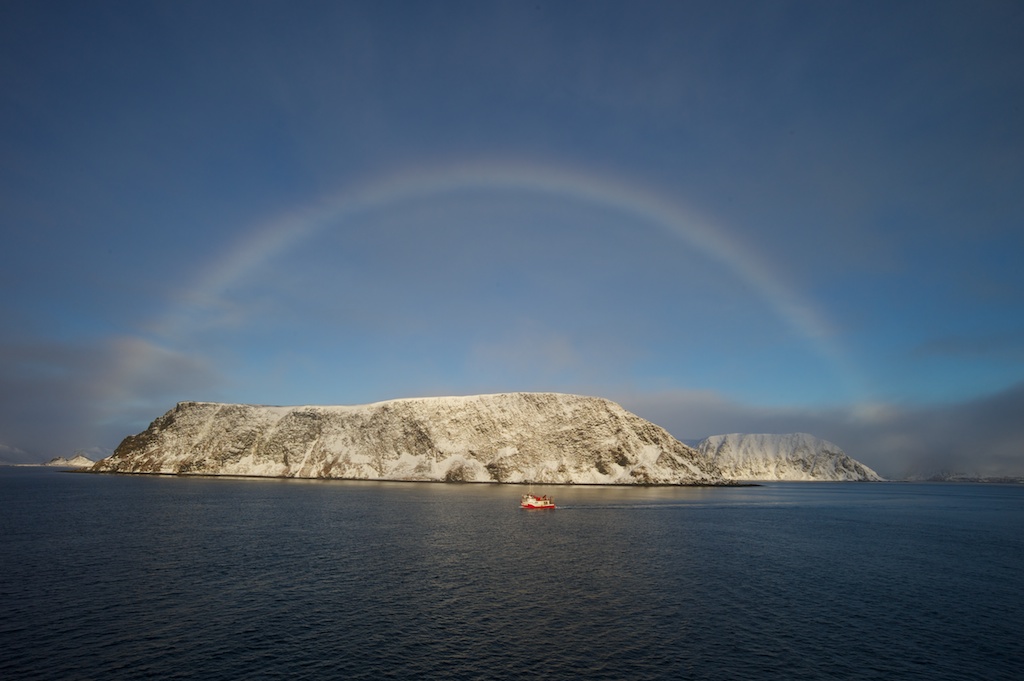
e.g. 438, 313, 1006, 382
520, 493, 555, 509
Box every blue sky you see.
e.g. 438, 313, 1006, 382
2, 0, 1023, 477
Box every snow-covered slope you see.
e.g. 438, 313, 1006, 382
93, 393, 722, 484
44, 454, 96, 468
695, 433, 883, 481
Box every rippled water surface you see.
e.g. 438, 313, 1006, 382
2, 468, 1022, 680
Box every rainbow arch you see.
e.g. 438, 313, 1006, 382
112, 158, 863, 408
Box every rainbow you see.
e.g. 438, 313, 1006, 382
110, 158, 863, 411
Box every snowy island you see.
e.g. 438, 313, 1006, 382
697, 432, 881, 481
45, 454, 96, 468
91, 393, 881, 484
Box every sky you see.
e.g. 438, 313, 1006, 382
2, 0, 1023, 478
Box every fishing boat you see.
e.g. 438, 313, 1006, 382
520, 493, 555, 509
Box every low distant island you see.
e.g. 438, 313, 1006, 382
45, 454, 96, 468
89, 392, 880, 484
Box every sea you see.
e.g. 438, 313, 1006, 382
1, 467, 1021, 680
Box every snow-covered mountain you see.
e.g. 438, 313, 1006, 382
695, 432, 883, 481
44, 454, 96, 468
92, 393, 722, 484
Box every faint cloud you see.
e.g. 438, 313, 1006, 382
0, 335, 221, 459
101, 335, 219, 400
468, 321, 585, 382
913, 330, 1024, 361
147, 288, 267, 341
0, 339, 109, 458
618, 382, 1024, 479
95, 335, 222, 433
0, 442, 31, 464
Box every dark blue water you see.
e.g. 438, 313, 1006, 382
1, 468, 1022, 680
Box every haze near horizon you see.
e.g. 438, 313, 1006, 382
2, 1, 1023, 479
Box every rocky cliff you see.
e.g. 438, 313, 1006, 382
93, 393, 723, 484
695, 432, 883, 481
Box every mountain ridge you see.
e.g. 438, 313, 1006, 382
695, 432, 883, 481
45, 454, 96, 468
91, 393, 882, 483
